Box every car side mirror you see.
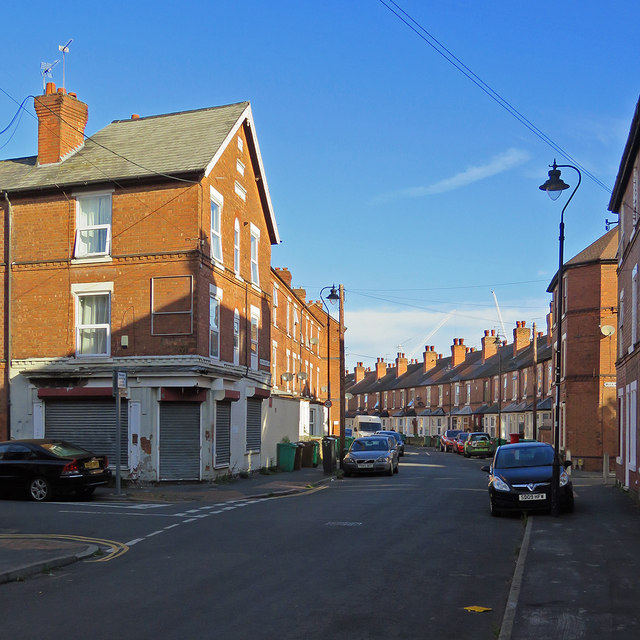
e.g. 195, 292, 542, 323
480, 465, 491, 473
564, 460, 572, 469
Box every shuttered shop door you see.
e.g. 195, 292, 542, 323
159, 402, 201, 481
215, 402, 231, 467
246, 398, 262, 452
44, 399, 128, 467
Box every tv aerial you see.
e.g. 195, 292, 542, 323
58, 39, 73, 91
40, 60, 59, 92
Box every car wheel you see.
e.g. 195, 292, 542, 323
77, 487, 95, 500
464, 451, 470, 458
563, 496, 575, 513
386, 464, 394, 477
490, 498, 502, 517
394, 463, 399, 474
29, 477, 52, 502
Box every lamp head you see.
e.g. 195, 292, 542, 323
327, 285, 339, 305
539, 160, 570, 201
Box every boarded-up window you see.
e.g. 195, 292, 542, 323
151, 276, 193, 335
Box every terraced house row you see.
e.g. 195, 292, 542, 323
346, 227, 618, 472
0, 83, 339, 481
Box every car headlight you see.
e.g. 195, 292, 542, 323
376, 455, 390, 463
491, 475, 510, 492
559, 469, 570, 487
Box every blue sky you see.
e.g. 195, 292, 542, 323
1, 0, 638, 370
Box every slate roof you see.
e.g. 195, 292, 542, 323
547, 227, 618, 291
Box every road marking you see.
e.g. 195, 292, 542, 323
58, 502, 170, 510
0, 533, 129, 562
146, 530, 163, 537
498, 515, 532, 640
126, 538, 144, 546
164, 524, 180, 530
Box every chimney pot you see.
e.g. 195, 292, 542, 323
57, 87, 67, 95
68, 92, 77, 99
131, 114, 140, 119
45, 82, 56, 95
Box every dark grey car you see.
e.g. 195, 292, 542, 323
342, 436, 399, 477
375, 430, 405, 456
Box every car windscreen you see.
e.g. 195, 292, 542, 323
495, 447, 554, 468
39, 441, 92, 458
472, 435, 490, 441
351, 439, 389, 452
359, 425, 379, 433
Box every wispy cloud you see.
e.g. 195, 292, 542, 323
375, 148, 530, 202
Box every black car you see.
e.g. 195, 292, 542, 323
481, 442, 574, 516
0, 439, 112, 501
342, 436, 399, 476
376, 430, 405, 456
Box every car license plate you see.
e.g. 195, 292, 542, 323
85, 460, 99, 469
519, 493, 546, 501
359, 463, 374, 469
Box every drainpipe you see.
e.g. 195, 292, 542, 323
3, 192, 12, 439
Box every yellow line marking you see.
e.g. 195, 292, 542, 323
269, 485, 327, 499
0, 533, 129, 562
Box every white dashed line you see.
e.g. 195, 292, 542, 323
126, 538, 145, 546
147, 530, 163, 537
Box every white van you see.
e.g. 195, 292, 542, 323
353, 415, 383, 439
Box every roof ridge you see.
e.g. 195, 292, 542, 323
109, 101, 250, 125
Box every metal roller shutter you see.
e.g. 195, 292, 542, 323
215, 402, 231, 467
159, 402, 201, 481
44, 399, 128, 467
246, 398, 262, 452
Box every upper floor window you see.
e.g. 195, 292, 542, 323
293, 309, 300, 342
209, 286, 222, 359
272, 286, 279, 327
237, 136, 244, 152
465, 382, 471, 405
75, 192, 112, 258
250, 224, 260, 286
234, 219, 240, 276
438, 385, 443, 406
233, 309, 240, 365
237, 160, 245, 177
250, 306, 260, 370
72, 282, 113, 357
210, 187, 224, 264
426, 387, 431, 406
454, 384, 460, 406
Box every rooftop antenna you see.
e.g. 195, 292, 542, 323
58, 39, 73, 91
40, 60, 59, 93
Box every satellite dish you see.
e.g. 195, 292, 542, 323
601, 325, 615, 337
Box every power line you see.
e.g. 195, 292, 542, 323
377, 0, 612, 193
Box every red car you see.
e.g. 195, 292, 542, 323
454, 432, 469, 454
439, 429, 464, 452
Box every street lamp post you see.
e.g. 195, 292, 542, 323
320, 285, 339, 436
539, 159, 582, 516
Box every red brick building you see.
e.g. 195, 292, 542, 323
610, 95, 640, 493
547, 228, 618, 471
0, 84, 283, 480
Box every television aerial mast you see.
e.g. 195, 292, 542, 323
58, 39, 73, 91
40, 60, 59, 92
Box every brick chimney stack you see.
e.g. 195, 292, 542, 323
375, 358, 386, 379
395, 352, 408, 378
293, 287, 306, 303
513, 321, 531, 356
423, 346, 437, 373
481, 329, 499, 364
274, 268, 293, 287
34, 83, 88, 165
451, 338, 466, 367
354, 362, 365, 383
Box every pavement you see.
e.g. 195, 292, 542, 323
2, 460, 640, 638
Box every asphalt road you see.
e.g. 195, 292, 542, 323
0, 449, 525, 639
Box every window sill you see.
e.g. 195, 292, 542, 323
71, 256, 112, 265
251, 283, 261, 294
